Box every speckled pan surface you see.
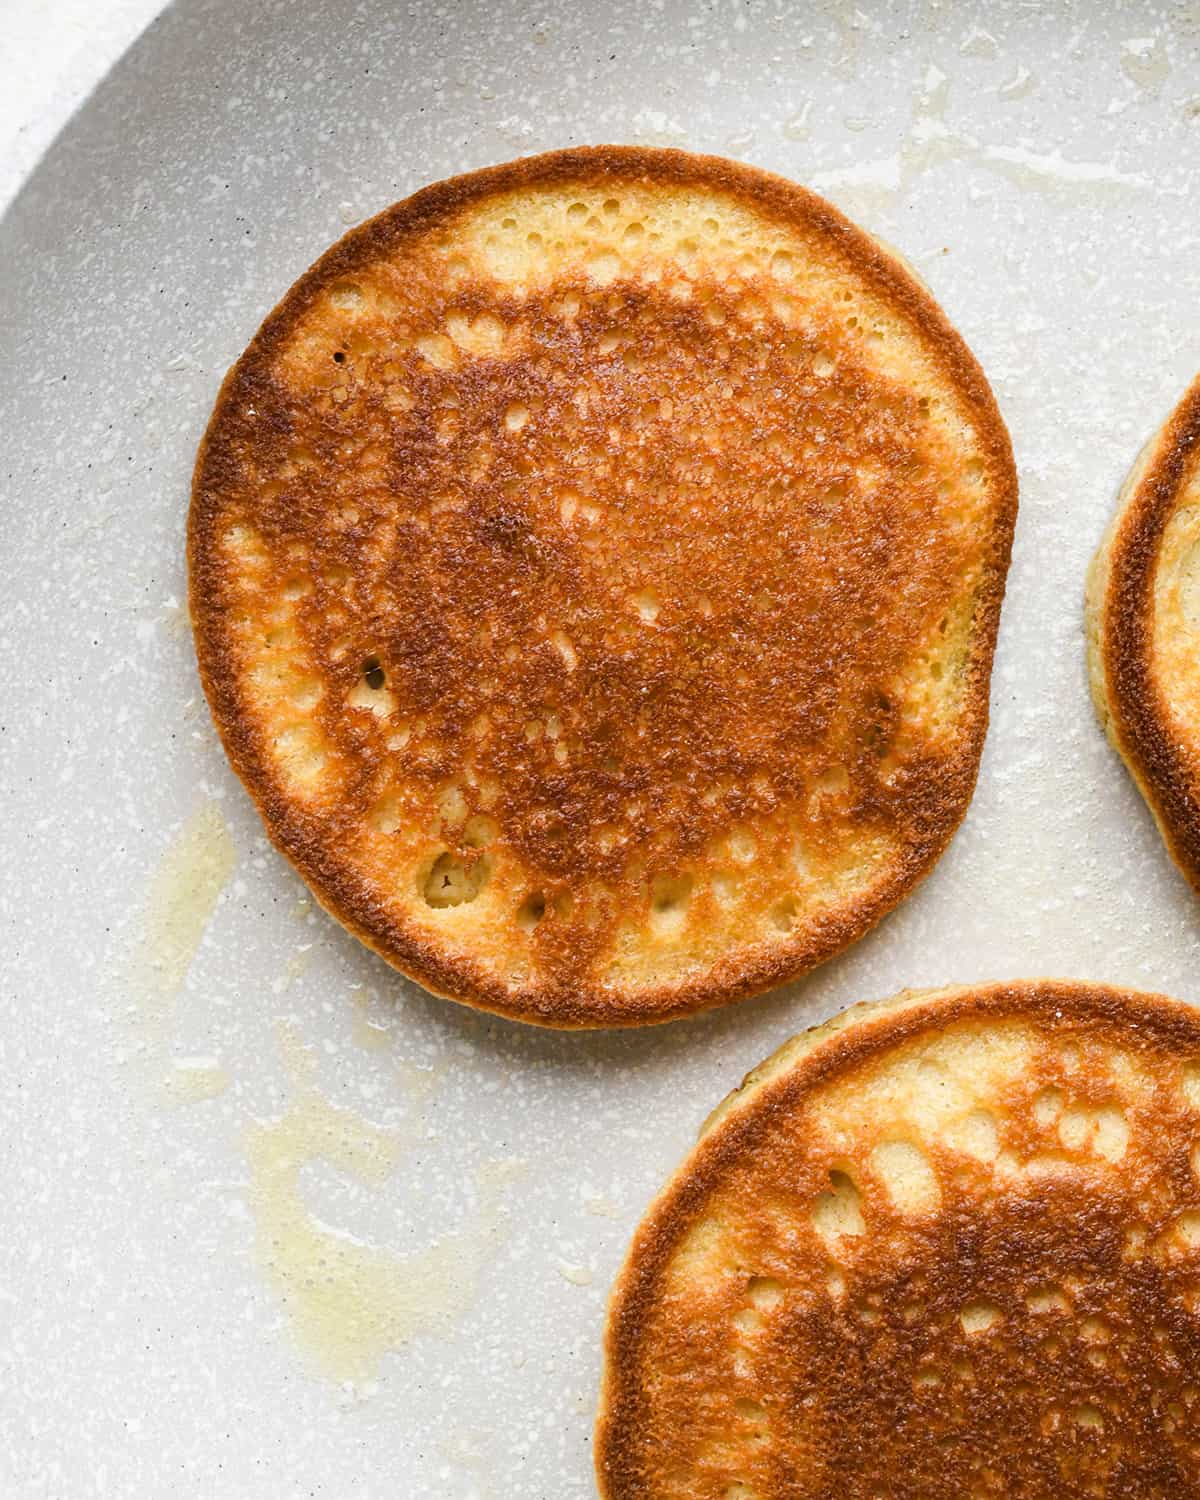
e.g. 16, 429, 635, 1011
4, 2, 1200, 1495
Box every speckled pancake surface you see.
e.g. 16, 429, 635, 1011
1088, 373, 1200, 894
189, 145, 1016, 1027
597, 980, 1200, 1497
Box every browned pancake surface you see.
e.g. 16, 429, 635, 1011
190, 147, 1016, 1026
598, 980, 1200, 1496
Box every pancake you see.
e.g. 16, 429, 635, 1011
189, 146, 1017, 1028
597, 979, 1200, 1497
1087, 373, 1200, 892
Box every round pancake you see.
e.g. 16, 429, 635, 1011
189, 146, 1017, 1028
597, 979, 1200, 1497
1088, 373, 1200, 892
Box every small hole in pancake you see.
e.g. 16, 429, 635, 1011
423, 852, 488, 908
332, 350, 346, 364
362, 657, 386, 690
1080, 1317, 1111, 1344
416, 333, 455, 369
623, 221, 644, 241
1074, 1405, 1105, 1432
517, 892, 546, 930
631, 589, 660, 623
602, 197, 621, 216
815, 764, 850, 795
960, 1300, 1001, 1335
770, 896, 799, 933
812, 350, 835, 377
501, 215, 517, 229
505, 403, 530, 432
651, 873, 693, 915
811, 1170, 864, 1246
566, 201, 588, 220
747, 1276, 785, 1310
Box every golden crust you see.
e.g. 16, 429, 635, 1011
1087, 374, 1200, 892
190, 146, 1017, 1028
597, 979, 1200, 1497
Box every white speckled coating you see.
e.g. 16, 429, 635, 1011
4, 1, 1200, 1494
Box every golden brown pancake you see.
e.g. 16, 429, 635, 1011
597, 979, 1200, 1497
189, 146, 1016, 1028
1088, 373, 1200, 892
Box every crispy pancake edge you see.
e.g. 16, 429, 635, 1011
189, 145, 1018, 1028
594, 977, 1200, 1496
1087, 373, 1200, 893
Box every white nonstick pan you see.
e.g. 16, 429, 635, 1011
3, 2, 1199, 1493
